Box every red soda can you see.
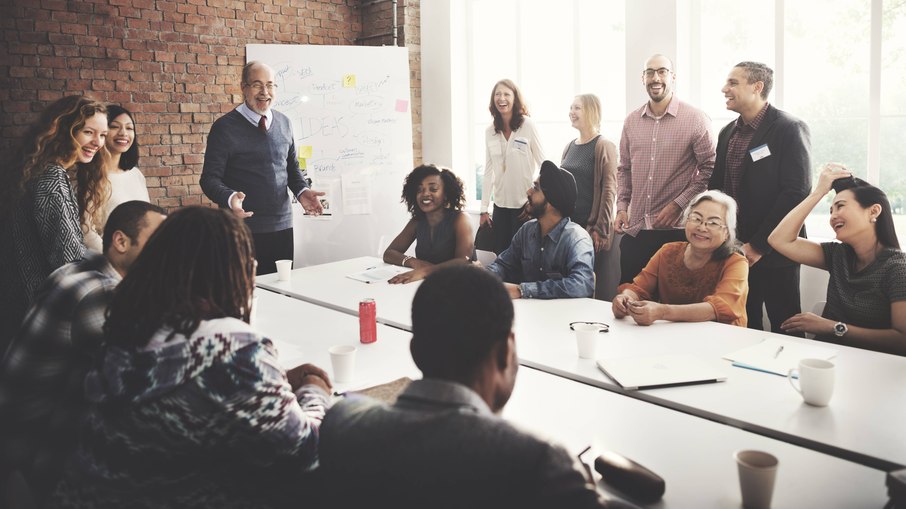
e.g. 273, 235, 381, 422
359, 298, 377, 343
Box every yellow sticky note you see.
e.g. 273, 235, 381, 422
298, 158, 307, 170
343, 74, 356, 88
299, 145, 313, 158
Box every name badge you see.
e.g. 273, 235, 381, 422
513, 137, 529, 153
749, 144, 771, 162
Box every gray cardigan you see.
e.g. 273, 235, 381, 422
200, 108, 309, 234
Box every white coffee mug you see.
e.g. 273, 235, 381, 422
788, 358, 835, 407
573, 323, 605, 359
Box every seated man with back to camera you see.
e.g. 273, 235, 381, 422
317, 265, 618, 508
486, 160, 595, 299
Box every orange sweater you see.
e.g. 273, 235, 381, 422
617, 242, 749, 327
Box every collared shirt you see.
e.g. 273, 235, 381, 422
617, 97, 716, 237
486, 217, 594, 299
0, 252, 120, 487
482, 117, 545, 212
396, 378, 493, 416
236, 102, 272, 130
724, 102, 770, 199
319, 377, 607, 508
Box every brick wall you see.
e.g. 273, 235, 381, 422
0, 0, 422, 211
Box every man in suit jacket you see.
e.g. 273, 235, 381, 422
318, 265, 613, 508
709, 62, 811, 335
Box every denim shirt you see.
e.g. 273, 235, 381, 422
487, 217, 594, 299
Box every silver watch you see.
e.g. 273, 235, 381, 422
834, 322, 848, 337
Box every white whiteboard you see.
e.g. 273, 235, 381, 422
246, 44, 414, 267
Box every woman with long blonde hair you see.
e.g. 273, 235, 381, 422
0, 95, 109, 348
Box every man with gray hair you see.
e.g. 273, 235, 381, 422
201, 60, 325, 275
709, 61, 811, 335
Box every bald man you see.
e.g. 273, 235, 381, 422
201, 60, 324, 274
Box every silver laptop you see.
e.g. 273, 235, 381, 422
596, 354, 727, 390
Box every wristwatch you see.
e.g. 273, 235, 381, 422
834, 322, 848, 337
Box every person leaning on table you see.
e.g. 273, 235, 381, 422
612, 190, 749, 327
382, 164, 474, 284
768, 164, 906, 356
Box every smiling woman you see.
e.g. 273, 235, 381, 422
612, 190, 750, 327
0, 95, 109, 349
80, 104, 152, 253
768, 164, 906, 356
382, 164, 474, 284
480, 79, 545, 254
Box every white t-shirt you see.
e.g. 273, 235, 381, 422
84, 168, 151, 253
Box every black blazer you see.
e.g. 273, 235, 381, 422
709, 104, 811, 268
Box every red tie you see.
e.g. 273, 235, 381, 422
258, 115, 267, 132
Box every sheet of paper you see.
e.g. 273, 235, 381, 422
722, 337, 837, 376
306, 179, 337, 219
342, 173, 372, 215
346, 265, 409, 284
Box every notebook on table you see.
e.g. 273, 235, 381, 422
722, 337, 838, 377
596, 353, 728, 390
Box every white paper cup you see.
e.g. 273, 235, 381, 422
329, 345, 357, 383
573, 323, 602, 359
735, 450, 778, 509
275, 259, 293, 281
788, 358, 835, 407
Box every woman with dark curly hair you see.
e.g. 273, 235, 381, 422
383, 164, 474, 284
0, 95, 109, 348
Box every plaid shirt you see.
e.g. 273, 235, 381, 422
724, 102, 770, 199
617, 98, 716, 236
0, 252, 120, 489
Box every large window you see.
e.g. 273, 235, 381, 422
454, 0, 626, 204
451, 0, 904, 240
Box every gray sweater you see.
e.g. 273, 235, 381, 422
200, 109, 308, 234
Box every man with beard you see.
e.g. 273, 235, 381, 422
614, 54, 716, 284
201, 61, 325, 275
486, 161, 594, 299
709, 61, 811, 335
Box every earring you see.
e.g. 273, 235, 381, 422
870, 217, 877, 223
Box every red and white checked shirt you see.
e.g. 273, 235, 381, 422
616, 97, 716, 237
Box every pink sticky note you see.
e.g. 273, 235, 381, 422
395, 99, 409, 113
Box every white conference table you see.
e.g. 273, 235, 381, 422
256, 256, 417, 330
257, 257, 906, 470
252, 287, 420, 393
506, 366, 888, 508
253, 288, 888, 507
512, 298, 906, 472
